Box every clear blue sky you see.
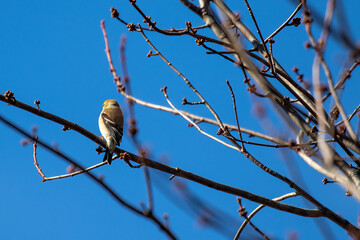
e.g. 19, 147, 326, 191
1, 0, 360, 239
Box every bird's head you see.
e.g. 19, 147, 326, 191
102, 99, 120, 108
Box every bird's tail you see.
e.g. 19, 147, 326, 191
103, 149, 113, 165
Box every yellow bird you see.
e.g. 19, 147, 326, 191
98, 100, 124, 165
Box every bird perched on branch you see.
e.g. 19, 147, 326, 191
99, 99, 124, 165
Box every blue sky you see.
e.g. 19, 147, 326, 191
1, 0, 360, 239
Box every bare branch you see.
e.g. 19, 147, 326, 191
0, 102, 330, 218
234, 192, 299, 240
265, 3, 303, 43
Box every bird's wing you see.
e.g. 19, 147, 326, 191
101, 112, 123, 145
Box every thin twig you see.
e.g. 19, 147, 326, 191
235, 197, 271, 240
234, 192, 298, 240
43, 161, 107, 181
203, 43, 236, 63
100, 20, 120, 84
322, 58, 360, 102
138, 25, 227, 133
305, 2, 357, 142
127, 1, 232, 47
119, 36, 154, 212
335, 104, 360, 127
243, 0, 275, 74
226, 80, 245, 150
161, 87, 237, 151
120, 91, 286, 144
33, 136, 46, 180
264, 3, 303, 43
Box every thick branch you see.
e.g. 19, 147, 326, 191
0, 96, 325, 217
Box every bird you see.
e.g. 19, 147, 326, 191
98, 99, 124, 165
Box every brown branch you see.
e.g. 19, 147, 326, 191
4, 87, 287, 150
182, 98, 205, 105
111, 6, 205, 32
100, 20, 121, 85
125, 1, 232, 47
0, 96, 326, 217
